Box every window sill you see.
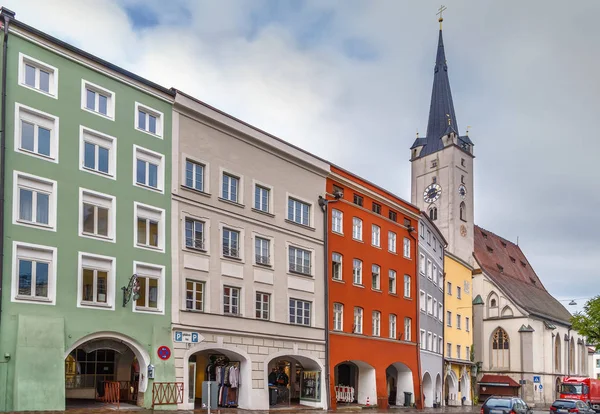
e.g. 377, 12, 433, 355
404, 296, 413, 301
388, 250, 397, 255
16, 147, 57, 163
219, 197, 245, 208
15, 219, 55, 231
371, 245, 382, 249
404, 255, 412, 260
19, 82, 58, 99
222, 255, 243, 262
352, 238, 364, 243
371, 288, 382, 293
80, 301, 112, 309
183, 308, 205, 313
15, 295, 52, 303
223, 312, 242, 317
389, 292, 398, 297
135, 307, 161, 313
254, 262, 272, 268
185, 246, 208, 254
135, 182, 163, 194
181, 185, 211, 198
82, 165, 115, 179
288, 270, 313, 278
136, 126, 163, 139
82, 106, 114, 121
332, 279, 345, 284
332, 230, 344, 236
353, 283, 365, 289
251, 207, 275, 218
82, 232, 115, 243
284, 219, 315, 231
135, 243, 165, 253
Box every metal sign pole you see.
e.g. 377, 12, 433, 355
207, 381, 211, 414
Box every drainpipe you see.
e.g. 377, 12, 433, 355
407, 225, 422, 409
318, 192, 340, 411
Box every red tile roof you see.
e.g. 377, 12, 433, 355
473, 225, 572, 324
479, 374, 520, 388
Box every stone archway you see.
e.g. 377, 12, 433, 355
444, 370, 458, 406
422, 372, 433, 408
435, 373, 442, 406
334, 360, 376, 406
387, 362, 414, 406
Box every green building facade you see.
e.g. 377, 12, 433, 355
0, 11, 176, 411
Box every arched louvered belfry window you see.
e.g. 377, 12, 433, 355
429, 207, 438, 221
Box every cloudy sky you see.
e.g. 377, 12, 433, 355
8, 0, 599, 312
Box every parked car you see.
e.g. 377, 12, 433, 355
550, 399, 596, 413
480, 396, 533, 414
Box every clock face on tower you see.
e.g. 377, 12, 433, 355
423, 183, 442, 204
458, 184, 467, 199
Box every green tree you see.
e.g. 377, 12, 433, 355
571, 295, 600, 347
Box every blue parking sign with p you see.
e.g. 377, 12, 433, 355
175, 331, 183, 342
192, 332, 199, 343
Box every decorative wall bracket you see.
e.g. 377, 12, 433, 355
122, 274, 140, 307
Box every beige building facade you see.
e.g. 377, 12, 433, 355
170, 91, 329, 410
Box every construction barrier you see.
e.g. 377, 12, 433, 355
152, 382, 184, 407
101, 381, 120, 408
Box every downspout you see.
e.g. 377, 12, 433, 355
408, 225, 423, 409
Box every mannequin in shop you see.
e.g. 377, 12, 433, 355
205, 355, 217, 381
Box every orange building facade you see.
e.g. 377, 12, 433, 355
327, 166, 422, 409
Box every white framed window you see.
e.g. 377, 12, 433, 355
427, 294, 433, 314
420, 329, 426, 349
14, 103, 59, 162
447, 343, 452, 358
134, 202, 165, 252
419, 253, 426, 274
439, 337, 444, 354
352, 217, 363, 240
79, 126, 117, 179
289, 246, 311, 275
186, 280, 204, 311
332, 209, 343, 234
419, 221, 424, 238
134, 101, 163, 138
255, 292, 270, 320
447, 311, 452, 326
353, 259, 362, 285
77, 252, 116, 310
438, 303, 443, 321
438, 271, 444, 288
289, 298, 311, 326
389, 314, 397, 339
353, 307, 363, 334
433, 334, 438, 352
11, 241, 57, 305
134, 145, 164, 192
288, 197, 310, 226
221, 172, 240, 203
404, 317, 412, 341
403, 237, 411, 258
427, 332, 433, 351
254, 184, 271, 213
420, 290, 426, 311
371, 224, 380, 247
223, 228, 241, 259
255, 236, 270, 265
13, 171, 57, 231
404, 275, 411, 298
332, 253, 342, 280
185, 159, 206, 192
388, 231, 397, 253
81, 79, 115, 119
457, 314, 462, 330
427, 259, 433, 279
223, 286, 241, 315
457, 286, 462, 299
433, 265, 438, 285
389, 270, 397, 294
18, 53, 58, 97
333, 303, 343, 331
433, 299, 438, 318
80, 188, 116, 242
457, 345, 461, 360
466, 346, 470, 360
371, 264, 380, 290
447, 281, 452, 295
372, 311, 381, 337
466, 316, 470, 332
185, 218, 205, 251
133, 261, 165, 314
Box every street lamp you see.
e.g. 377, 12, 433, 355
122, 274, 140, 307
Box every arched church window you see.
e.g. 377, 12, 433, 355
491, 328, 510, 369
555, 335, 562, 372
460, 202, 466, 221
491, 299, 497, 308
429, 207, 438, 221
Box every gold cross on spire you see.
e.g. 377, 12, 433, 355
437, 5, 447, 29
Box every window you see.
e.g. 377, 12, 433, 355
372, 311, 381, 336
420, 330, 426, 350
332, 184, 344, 197
389, 270, 397, 294
433, 299, 438, 318
457, 345, 461, 360
185, 160, 205, 192
447, 343, 452, 358
461, 158, 466, 167
389, 210, 397, 222
457, 314, 462, 330
427, 332, 433, 351
439, 337, 443, 354
135, 203, 164, 251
419, 253, 426, 274
466, 346, 470, 360
404, 317, 412, 341
289, 298, 311, 326
255, 237, 270, 265
460, 202, 466, 221
427, 294, 433, 314
289, 246, 311, 275
420, 290, 426, 311
12, 241, 56, 304
404, 275, 411, 298
332, 253, 342, 280
438, 303, 443, 321
388, 231, 397, 253
433, 334, 438, 352
186, 280, 204, 311
81, 188, 118, 242
371, 264, 380, 290
432, 265, 438, 285
429, 207, 438, 221
457, 286, 462, 299
223, 228, 240, 258
134, 262, 164, 313
18, 53, 58, 96
371, 225, 380, 247
15, 103, 58, 161
447, 282, 452, 295
78, 253, 115, 309
81, 80, 115, 119
461, 175, 465, 184
419, 221, 425, 238
372, 202, 381, 214
353, 193, 363, 207
134, 145, 164, 191
403, 238, 411, 258
13, 171, 56, 230
433, 239, 437, 251
185, 218, 205, 250
353, 307, 363, 334
389, 314, 397, 339
427, 230, 432, 244
352, 217, 363, 240
255, 292, 270, 320
352, 259, 362, 285
254, 185, 270, 213
80, 127, 116, 178
222, 173, 240, 203
446, 311, 452, 326
288, 197, 310, 226
333, 303, 343, 331
135, 102, 163, 137
223, 286, 240, 315
427, 259, 433, 279
492, 328, 510, 368
332, 209, 343, 233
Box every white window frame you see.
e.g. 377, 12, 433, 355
427, 332, 433, 351
466, 316, 470, 332
457, 345, 461, 360
420, 290, 426, 311
77, 252, 116, 310
447, 343, 452, 358
287, 195, 312, 227
433, 298, 438, 318
223, 227, 241, 259
133, 261, 165, 314
185, 217, 206, 251
333, 302, 343, 331
289, 298, 311, 326
371, 264, 380, 290
389, 269, 397, 294
427, 294, 433, 314
288, 244, 312, 276
220, 169, 243, 204
255, 291, 270, 320
372, 311, 381, 337
353, 307, 363, 334
332, 209, 343, 234
389, 314, 397, 339
427, 259, 433, 279
419, 253, 426, 274
439, 337, 444, 354
253, 181, 272, 214
18, 53, 58, 98
81, 79, 115, 120
185, 279, 205, 312
457, 314, 462, 330
433, 265, 438, 285
371, 224, 381, 247
12, 171, 57, 231
223, 285, 242, 316
133, 144, 165, 193
14, 103, 59, 162
134, 101, 164, 138
447, 311, 452, 326
388, 231, 397, 253
420, 329, 426, 350
11, 241, 57, 305
353, 259, 362, 285
184, 158, 208, 193
254, 235, 271, 266
134, 202, 165, 253
352, 217, 363, 241
403, 237, 411, 258
79, 188, 116, 242
404, 274, 411, 298
433, 334, 438, 352
404, 317, 412, 341
439, 303, 443, 321
79, 126, 117, 180
332, 252, 342, 281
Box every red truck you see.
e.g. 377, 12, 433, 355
559, 377, 600, 412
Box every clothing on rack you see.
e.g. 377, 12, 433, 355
214, 362, 240, 407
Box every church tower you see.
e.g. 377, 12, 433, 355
410, 18, 474, 266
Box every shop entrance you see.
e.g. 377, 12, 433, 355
188, 350, 242, 409
386, 362, 414, 407
266, 355, 322, 408
334, 360, 375, 406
